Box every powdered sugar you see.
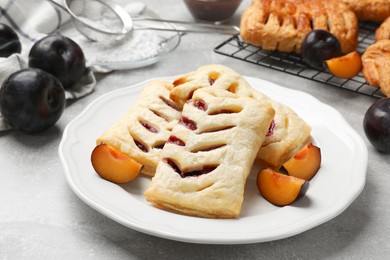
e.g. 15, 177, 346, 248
78, 30, 167, 65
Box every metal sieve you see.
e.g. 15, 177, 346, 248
63, 0, 133, 41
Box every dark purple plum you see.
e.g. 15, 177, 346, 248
301, 30, 341, 70
0, 23, 21, 57
0, 68, 65, 133
28, 34, 86, 89
363, 98, 390, 153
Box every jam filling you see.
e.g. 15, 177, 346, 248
193, 99, 207, 111
163, 158, 181, 174
134, 140, 148, 152
150, 109, 168, 122
163, 158, 218, 178
167, 135, 186, 146
187, 90, 195, 100
208, 72, 220, 86
208, 109, 235, 115
184, 165, 217, 177
173, 77, 187, 87
160, 96, 180, 111
266, 120, 276, 137
140, 120, 158, 133
227, 83, 238, 93
153, 142, 166, 149
208, 78, 216, 85
179, 116, 197, 130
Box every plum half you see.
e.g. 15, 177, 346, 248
91, 143, 143, 183
325, 51, 362, 79
283, 143, 322, 181
257, 168, 309, 206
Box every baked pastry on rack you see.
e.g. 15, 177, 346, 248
96, 80, 182, 176
361, 40, 390, 97
170, 64, 311, 168
340, 0, 390, 23
376, 17, 390, 42
144, 88, 275, 218
240, 0, 358, 54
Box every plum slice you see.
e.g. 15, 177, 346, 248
91, 143, 142, 183
257, 168, 309, 206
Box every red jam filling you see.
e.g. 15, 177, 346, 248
266, 120, 276, 137
193, 99, 207, 111
179, 116, 197, 130
160, 96, 180, 111
167, 135, 186, 146
140, 121, 158, 133
163, 158, 181, 174
163, 158, 218, 178
134, 140, 148, 152
208, 78, 216, 85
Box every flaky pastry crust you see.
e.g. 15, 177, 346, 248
170, 64, 311, 168
240, 0, 358, 54
376, 17, 390, 42
145, 88, 275, 218
362, 40, 390, 97
97, 80, 181, 176
341, 0, 390, 23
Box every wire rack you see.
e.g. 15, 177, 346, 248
214, 21, 385, 98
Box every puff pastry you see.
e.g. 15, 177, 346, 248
362, 40, 390, 97
341, 0, 390, 23
376, 17, 390, 42
170, 64, 311, 168
144, 88, 275, 218
240, 0, 358, 54
97, 80, 182, 176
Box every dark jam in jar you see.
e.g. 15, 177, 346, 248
183, 0, 242, 22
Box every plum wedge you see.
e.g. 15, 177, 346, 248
283, 143, 321, 181
91, 143, 142, 184
257, 168, 309, 206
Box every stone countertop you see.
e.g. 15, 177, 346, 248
1, 0, 389, 259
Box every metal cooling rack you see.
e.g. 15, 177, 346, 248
214, 21, 385, 98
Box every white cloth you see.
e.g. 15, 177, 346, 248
0, 0, 146, 131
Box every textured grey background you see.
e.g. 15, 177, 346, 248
1, 0, 389, 259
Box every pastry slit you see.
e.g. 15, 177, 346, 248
197, 125, 235, 134
208, 108, 243, 115
139, 119, 159, 133
149, 108, 169, 122
190, 143, 227, 153
160, 96, 180, 111
129, 131, 149, 153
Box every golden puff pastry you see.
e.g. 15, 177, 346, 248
341, 0, 390, 23
240, 0, 358, 54
97, 80, 182, 176
362, 40, 390, 97
170, 64, 311, 168
145, 88, 275, 218
376, 17, 390, 42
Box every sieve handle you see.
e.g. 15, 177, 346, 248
132, 18, 239, 35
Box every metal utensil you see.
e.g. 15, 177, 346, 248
132, 17, 239, 35
49, 0, 238, 42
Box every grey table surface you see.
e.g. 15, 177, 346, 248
1, 0, 390, 259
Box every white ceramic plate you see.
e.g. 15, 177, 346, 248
59, 76, 367, 244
